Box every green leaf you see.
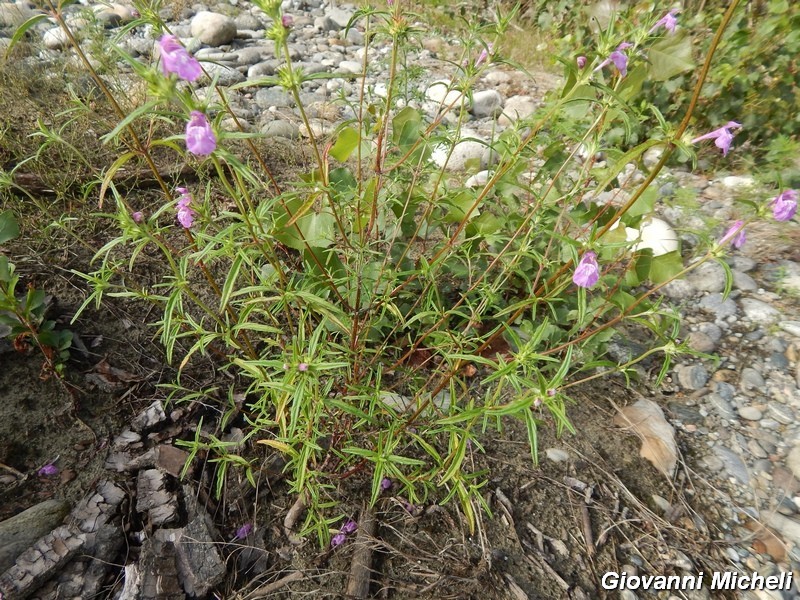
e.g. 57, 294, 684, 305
392, 106, 423, 149
329, 126, 360, 162
648, 251, 684, 284
5, 14, 49, 58
648, 33, 695, 82
0, 210, 19, 244
626, 186, 657, 219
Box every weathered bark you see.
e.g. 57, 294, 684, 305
0, 481, 125, 600
345, 506, 378, 599
0, 499, 70, 573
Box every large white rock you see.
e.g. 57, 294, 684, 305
471, 89, 503, 118
191, 11, 237, 47
431, 139, 488, 172
43, 27, 69, 50
426, 79, 469, 109
629, 217, 679, 256
498, 95, 537, 126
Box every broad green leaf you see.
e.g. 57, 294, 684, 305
0, 210, 19, 244
329, 126, 360, 162
626, 186, 657, 219
648, 33, 695, 82
649, 251, 684, 284
392, 106, 423, 149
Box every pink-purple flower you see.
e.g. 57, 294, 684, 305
38, 463, 58, 476
281, 14, 293, 28
159, 34, 202, 82
331, 519, 358, 548
595, 42, 632, 77
475, 43, 493, 68
176, 187, 196, 228
650, 10, 678, 34
573, 251, 600, 288
185, 111, 216, 156
380, 477, 393, 492
233, 523, 253, 541
577, 55, 587, 69
770, 189, 798, 222
298, 362, 309, 372
719, 220, 746, 249
691, 121, 741, 156
132, 211, 144, 223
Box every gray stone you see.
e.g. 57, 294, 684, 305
715, 381, 736, 401
706, 393, 736, 419
675, 364, 708, 390
191, 11, 237, 47
202, 63, 245, 86
255, 87, 293, 108
740, 298, 781, 325
426, 79, 469, 109
545, 448, 569, 463
248, 60, 278, 78
471, 89, 503, 118
739, 367, 765, 393
769, 352, 789, 370
738, 406, 762, 421
713, 445, 750, 484
234, 12, 263, 30
687, 261, 727, 293
314, 15, 340, 32
338, 59, 362, 74
786, 444, 800, 480
728, 256, 756, 272
0, 1, 37, 27
687, 331, 716, 353
698, 293, 738, 320
260, 119, 300, 139
663, 278, 696, 300
498, 95, 537, 125
43, 27, 69, 50
0, 499, 70, 573
431, 139, 489, 172
235, 46, 266, 65
345, 27, 364, 45
326, 6, 355, 28
779, 321, 800, 338
732, 270, 757, 291
767, 403, 794, 425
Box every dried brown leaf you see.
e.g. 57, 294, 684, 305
614, 398, 677, 478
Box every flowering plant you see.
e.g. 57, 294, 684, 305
27, 0, 791, 543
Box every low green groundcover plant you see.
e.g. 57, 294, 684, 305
5, 0, 797, 544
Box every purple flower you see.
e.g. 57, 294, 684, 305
281, 14, 293, 28
38, 463, 58, 476
380, 477, 393, 492
340, 519, 358, 535
719, 220, 746, 249
546, 388, 557, 397
576, 55, 587, 69
159, 35, 202, 82
233, 523, 253, 540
185, 111, 216, 156
691, 121, 741, 156
594, 43, 631, 77
400, 499, 417, 515
650, 10, 678, 34
297, 362, 309, 372
331, 533, 347, 547
176, 187, 196, 228
475, 43, 493, 68
132, 211, 144, 223
573, 251, 600, 288
770, 189, 798, 222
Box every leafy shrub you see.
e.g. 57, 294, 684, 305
10, 0, 794, 542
